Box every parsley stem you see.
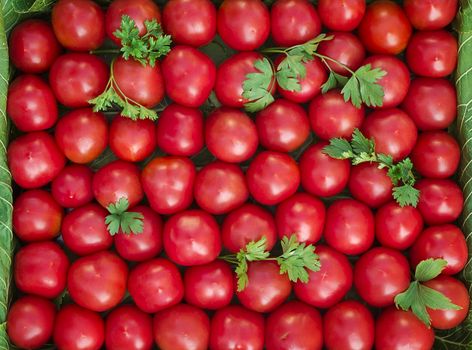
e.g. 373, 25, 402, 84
90, 48, 121, 55
313, 52, 356, 75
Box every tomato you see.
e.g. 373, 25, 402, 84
323, 300, 375, 350
194, 162, 249, 214
163, 0, 216, 47
162, 46, 216, 107
7, 296, 56, 350
163, 209, 221, 266
375, 201, 423, 250
8, 131, 65, 189
13, 189, 63, 242
210, 305, 265, 350
416, 179, 464, 225
404, 0, 458, 30
217, 0, 270, 51
141, 156, 196, 214
52, 0, 105, 51
299, 142, 351, 197
53, 304, 105, 350
114, 206, 163, 262
375, 307, 435, 350
406, 30, 458, 78
317, 0, 365, 31
157, 104, 204, 157
184, 260, 234, 310
255, 99, 310, 152
105, 305, 153, 350
154, 304, 210, 350
410, 225, 468, 276
324, 199, 375, 255
222, 203, 277, 253
9, 19, 61, 73
14, 241, 69, 298
362, 108, 417, 161
67, 251, 128, 312
358, 1, 412, 55
354, 247, 410, 307
294, 245, 353, 308
128, 258, 184, 313
270, 0, 321, 46
236, 260, 291, 313
7, 75, 57, 132
49, 53, 109, 108
110, 116, 156, 162
402, 78, 457, 131
246, 151, 300, 205
51, 164, 94, 208
61, 203, 113, 255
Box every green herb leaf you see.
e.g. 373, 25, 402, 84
242, 57, 275, 113
105, 198, 144, 235
243, 236, 271, 261
341, 64, 387, 108
415, 258, 449, 282
235, 257, 248, 292
321, 71, 348, 93
393, 184, 420, 207
323, 138, 354, 159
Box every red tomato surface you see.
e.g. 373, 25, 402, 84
404, 0, 458, 30
317, 0, 366, 31
51, 164, 94, 208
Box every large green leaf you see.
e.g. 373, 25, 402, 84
3, 0, 55, 34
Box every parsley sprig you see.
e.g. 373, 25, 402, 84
323, 129, 420, 207
105, 197, 144, 235
242, 57, 276, 113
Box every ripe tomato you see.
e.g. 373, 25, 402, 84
14, 241, 69, 298
8, 131, 65, 189
354, 247, 410, 307
294, 245, 353, 308
404, 0, 458, 30
154, 304, 210, 350
67, 251, 128, 312
317, 0, 365, 31
217, 0, 270, 51
51, 165, 94, 208
13, 189, 63, 242
7, 296, 56, 350
246, 151, 300, 206
349, 162, 393, 208
184, 260, 234, 310
128, 258, 184, 313
162, 0, 216, 47
8, 19, 61, 73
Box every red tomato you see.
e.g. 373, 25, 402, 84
67, 251, 128, 312
406, 30, 458, 78
13, 189, 63, 242
184, 260, 234, 310
49, 53, 109, 108
105, 305, 153, 350
157, 104, 204, 157
154, 304, 210, 350
128, 258, 184, 313
8, 19, 61, 73
52, 0, 105, 51
358, 0, 412, 55
7, 296, 56, 350
141, 156, 196, 214
8, 131, 65, 189
162, 0, 216, 47
404, 0, 458, 30
294, 245, 353, 308
14, 241, 69, 298
323, 300, 375, 350
255, 99, 310, 152
217, 0, 270, 51
354, 247, 410, 307
317, 0, 365, 31
51, 164, 94, 208
246, 151, 300, 205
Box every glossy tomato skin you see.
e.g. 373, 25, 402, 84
13, 189, 63, 242
14, 241, 69, 298
323, 300, 375, 350
354, 247, 410, 307
349, 162, 393, 208
8, 131, 65, 189
154, 304, 210, 350
217, 0, 270, 51
294, 245, 353, 308
157, 104, 204, 156
404, 0, 458, 30
265, 301, 323, 350
67, 251, 128, 312
9, 19, 61, 73
49, 53, 109, 108
163, 0, 216, 47
7, 296, 56, 350
128, 258, 184, 313
184, 260, 234, 310
317, 0, 365, 31
51, 164, 94, 208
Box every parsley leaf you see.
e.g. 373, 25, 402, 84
242, 57, 276, 113
105, 197, 144, 235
